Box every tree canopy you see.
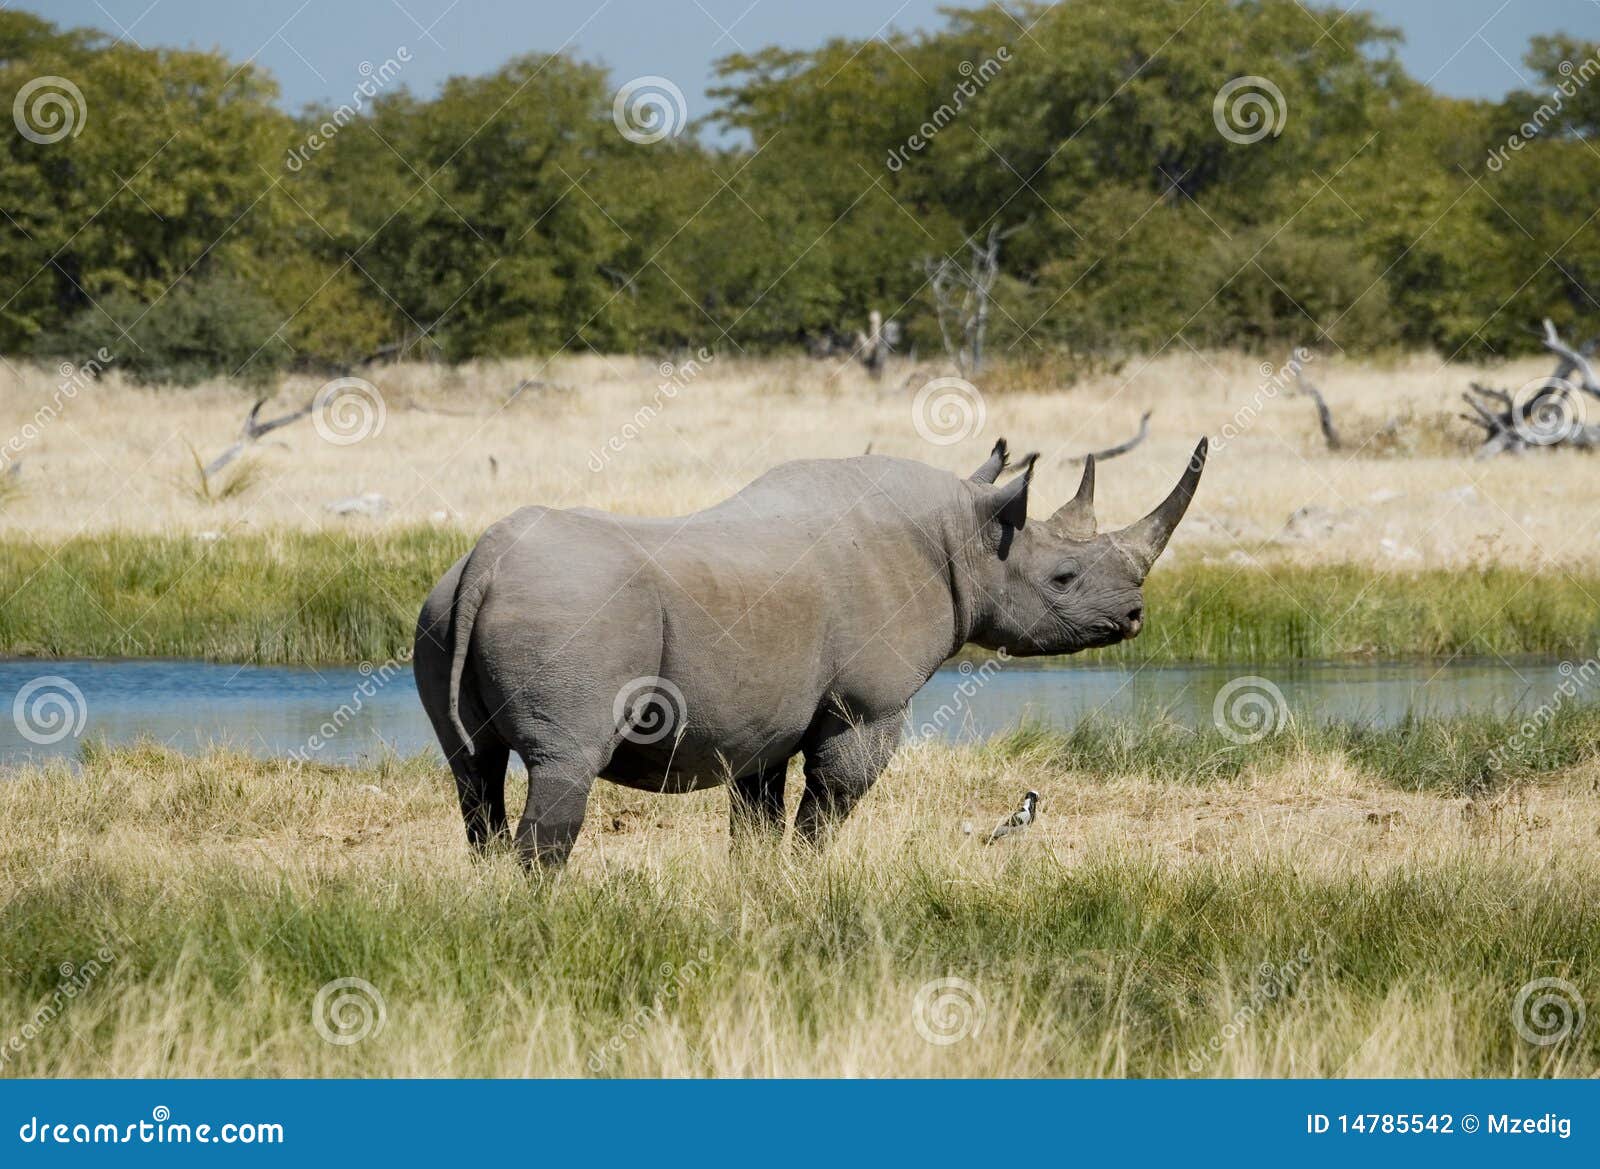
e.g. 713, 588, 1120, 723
1, 1, 1596, 380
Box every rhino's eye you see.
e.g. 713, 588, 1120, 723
1050, 566, 1078, 589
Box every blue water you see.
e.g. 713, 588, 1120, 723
0, 655, 1587, 767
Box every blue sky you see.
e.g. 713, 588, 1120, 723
26, 0, 1600, 122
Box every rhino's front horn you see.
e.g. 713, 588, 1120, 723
1049, 454, 1096, 539
1115, 438, 1208, 575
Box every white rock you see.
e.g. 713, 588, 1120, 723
325, 492, 388, 518
1367, 488, 1403, 505
1379, 538, 1420, 561
1282, 505, 1362, 541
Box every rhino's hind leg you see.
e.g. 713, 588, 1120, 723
794, 708, 903, 849
450, 739, 511, 853
729, 765, 787, 844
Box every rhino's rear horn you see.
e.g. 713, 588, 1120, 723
1116, 438, 1208, 574
1049, 454, 1096, 539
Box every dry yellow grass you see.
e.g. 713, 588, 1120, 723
1, 349, 1595, 568
1, 740, 1594, 1077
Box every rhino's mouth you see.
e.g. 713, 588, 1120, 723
1074, 611, 1142, 649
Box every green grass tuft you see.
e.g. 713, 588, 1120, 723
0, 529, 1596, 665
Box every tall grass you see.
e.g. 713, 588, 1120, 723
0, 529, 1596, 664
0, 739, 1595, 1077
0, 528, 470, 663
990, 699, 1600, 794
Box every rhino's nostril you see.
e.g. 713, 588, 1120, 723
1124, 607, 1144, 636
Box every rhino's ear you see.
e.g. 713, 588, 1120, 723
968, 437, 1009, 484
983, 452, 1038, 531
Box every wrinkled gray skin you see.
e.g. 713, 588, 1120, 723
414, 436, 1207, 866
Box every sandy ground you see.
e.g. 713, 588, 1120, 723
1, 348, 1594, 568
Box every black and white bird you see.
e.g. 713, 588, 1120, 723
985, 790, 1039, 844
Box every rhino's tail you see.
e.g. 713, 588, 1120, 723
446, 537, 499, 756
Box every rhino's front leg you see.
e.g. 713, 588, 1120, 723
794, 708, 903, 849
729, 764, 787, 845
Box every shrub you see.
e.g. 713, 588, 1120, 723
36, 271, 292, 386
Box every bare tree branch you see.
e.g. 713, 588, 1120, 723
203, 396, 314, 477
1542, 317, 1600, 397
1063, 411, 1152, 463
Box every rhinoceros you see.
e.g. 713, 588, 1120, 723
414, 436, 1206, 865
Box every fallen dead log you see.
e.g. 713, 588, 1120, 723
1063, 411, 1152, 464
203, 396, 314, 477
1461, 319, 1600, 457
